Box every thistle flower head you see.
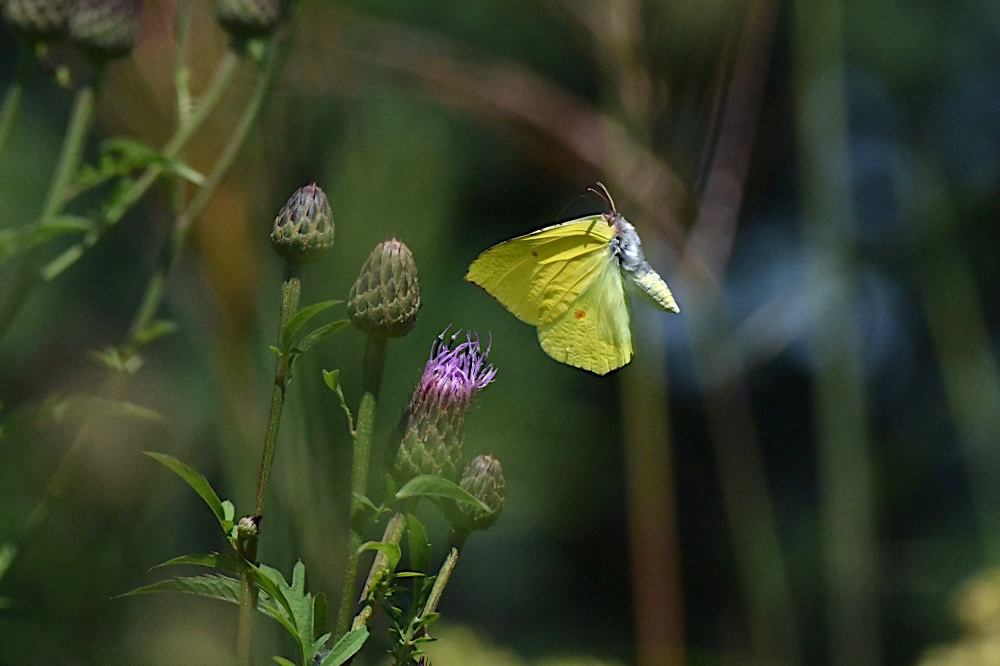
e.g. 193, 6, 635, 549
3, 0, 72, 39
415, 328, 497, 411
347, 239, 420, 338
68, 0, 140, 59
218, 0, 288, 39
270, 183, 335, 263
393, 328, 497, 482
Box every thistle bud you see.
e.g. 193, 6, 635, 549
68, 0, 139, 60
217, 0, 288, 39
393, 329, 496, 483
3, 0, 72, 39
347, 239, 420, 338
270, 183, 335, 264
456, 454, 505, 532
235, 515, 260, 560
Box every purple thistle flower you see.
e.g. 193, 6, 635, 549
416, 328, 497, 410
394, 328, 497, 482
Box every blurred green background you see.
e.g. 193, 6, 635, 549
2, 0, 1000, 664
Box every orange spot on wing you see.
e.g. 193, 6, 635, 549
574, 309, 587, 319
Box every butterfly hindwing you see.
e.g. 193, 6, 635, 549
464, 216, 615, 325
537, 257, 633, 375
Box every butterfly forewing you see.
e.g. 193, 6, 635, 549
465, 216, 615, 325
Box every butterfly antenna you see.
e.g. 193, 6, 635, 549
587, 182, 618, 218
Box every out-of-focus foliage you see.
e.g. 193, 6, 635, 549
0, 0, 998, 664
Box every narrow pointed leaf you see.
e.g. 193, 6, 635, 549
406, 513, 430, 574
294, 319, 350, 354
153, 552, 242, 575
323, 369, 354, 433
283, 300, 342, 342
144, 452, 227, 530
356, 541, 401, 571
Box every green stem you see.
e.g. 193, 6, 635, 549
100, 50, 240, 230
237, 268, 301, 664
125, 34, 284, 348
792, 1, 878, 663
40, 70, 100, 223
420, 545, 460, 621
0, 58, 101, 337
0, 42, 33, 161
334, 333, 389, 635
348, 510, 408, 632
254, 270, 301, 518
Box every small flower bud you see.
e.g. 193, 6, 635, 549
217, 0, 288, 39
456, 454, 505, 531
68, 0, 139, 60
236, 515, 259, 540
347, 239, 421, 338
393, 329, 496, 483
3, 0, 72, 39
235, 515, 260, 560
270, 183, 335, 263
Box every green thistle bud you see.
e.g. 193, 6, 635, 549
217, 0, 288, 39
393, 329, 496, 483
456, 454, 505, 532
68, 0, 139, 59
269, 183, 335, 263
3, 0, 72, 39
347, 239, 420, 338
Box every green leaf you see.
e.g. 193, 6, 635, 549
319, 627, 369, 666
406, 514, 430, 574
313, 592, 327, 642
356, 541, 401, 571
253, 560, 325, 663
121, 573, 241, 604
89, 347, 145, 375
0, 543, 17, 583
42, 241, 89, 281
85, 396, 165, 424
272, 658, 296, 666
294, 319, 350, 354
0, 216, 94, 264
154, 552, 242, 575
323, 369, 354, 433
144, 452, 229, 532
133, 319, 178, 346
283, 300, 342, 342
121, 573, 292, 634
396, 475, 490, 512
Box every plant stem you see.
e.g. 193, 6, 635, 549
335, 334, 389, 634
126, 32, 285, 348
237, 266, 301, 664
254, 270, 301, 517
420, 545, 459, 621
41, 69, 100, 223
349, 510, 408, 632
792, 1, 878, 663
0, 42, 33, 161
0, 65, 101, 336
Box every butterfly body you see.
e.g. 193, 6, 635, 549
465, 191, 678, 375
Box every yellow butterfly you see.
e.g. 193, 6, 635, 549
465, 184, 679, 375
